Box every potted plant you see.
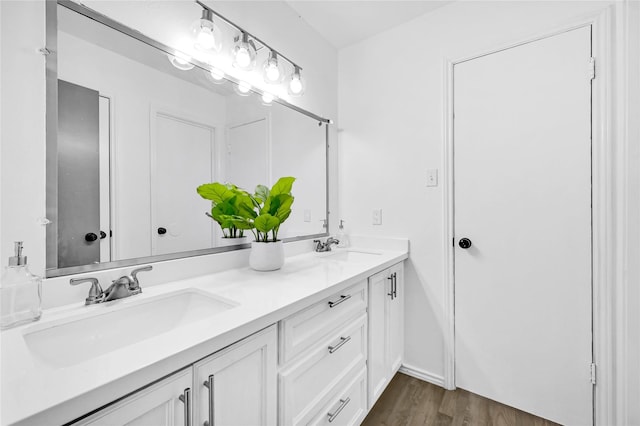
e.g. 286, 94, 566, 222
199, 177, 295, 271
196, 182, 254, 244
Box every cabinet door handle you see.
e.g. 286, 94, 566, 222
327, 397, 351, 423
328, 336, 351, 354
387, 275, 394, 300
203, 375, 214, 426
393, 272, 398, 298
328, 294, 351, 308
178, 388, 192, 426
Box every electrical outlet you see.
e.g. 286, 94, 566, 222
372, 209, 382, 225
304, 209, 311, 222
427, 169, 438, 187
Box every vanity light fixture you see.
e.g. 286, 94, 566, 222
191, 8, 222, 53
288, 66, 305, 97
263, 51, 284, 84
192, 0, 307, 97
233, 32, 257, 70
167, 53, 195, 71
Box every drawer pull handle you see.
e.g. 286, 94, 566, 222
178, 387, 192, 426
203, 375, 214, 426
328, 336, 351, 354
327, 397, 351, 422
328, 294, 351, 308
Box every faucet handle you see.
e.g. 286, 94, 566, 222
70, 277, 104, 305
130, 265, 153, 292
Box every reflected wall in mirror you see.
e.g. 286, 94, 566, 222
47, 2, 328, 276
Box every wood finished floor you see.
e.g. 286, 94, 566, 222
362, 373, 561, 426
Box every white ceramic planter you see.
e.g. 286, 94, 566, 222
218, 236, 248, 247
249, 240, 284, 271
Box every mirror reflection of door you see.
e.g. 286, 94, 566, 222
151, 112, 216, 256
226, 118, 269, 193
57, 80, 112, 268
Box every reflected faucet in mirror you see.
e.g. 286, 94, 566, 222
69, 265, 152, 305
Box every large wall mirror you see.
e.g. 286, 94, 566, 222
46, 1, 329, 277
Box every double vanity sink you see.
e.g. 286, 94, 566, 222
1, 243, 407, 426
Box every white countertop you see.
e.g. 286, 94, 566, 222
0, 242, 408, 426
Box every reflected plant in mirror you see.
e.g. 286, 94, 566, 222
46, 1, 329, 277
196, 183, 254, 239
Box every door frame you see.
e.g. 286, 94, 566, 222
441, 6, 625, 425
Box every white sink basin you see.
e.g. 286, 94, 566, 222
23, 289, 237, 368
321, 250, 382, 262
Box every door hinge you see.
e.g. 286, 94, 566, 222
589, 57, 596, 80
590, 363, 597, 385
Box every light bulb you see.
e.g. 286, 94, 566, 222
235, 81, 252, 96
232, 32, 256, 71
167, 53, 194, 71
289, 77, 302, 94
262, 51, 283, 84
262, 92, 275, 104
210, 68, 225, 81
288, 66, 305, 96
191, 10, 222, 53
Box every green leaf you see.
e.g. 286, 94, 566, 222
274, 195, 294, 223
197, 183, 234, 204
254, 185, 269, 204
254, 214, 280, 233
270, 177, 295, 197
234, 193, 258, 219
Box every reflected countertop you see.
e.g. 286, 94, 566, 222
1, 240, 408, 426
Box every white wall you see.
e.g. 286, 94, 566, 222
338, 0, 614, 385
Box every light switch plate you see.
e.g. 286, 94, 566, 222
427, 169, 438, 187
303, 209, 311, 222
372, 209, 382, 225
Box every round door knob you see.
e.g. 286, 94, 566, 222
157, 227, 167, 235
458, 238, 472, 249
85, 232, 98, 242
100, 230, 107, 239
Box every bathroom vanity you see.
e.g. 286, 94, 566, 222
0, 240, 407, 426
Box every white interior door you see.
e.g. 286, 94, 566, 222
152, 113, 215, 255
454, 27, 592, 425
226, 118, 269, 192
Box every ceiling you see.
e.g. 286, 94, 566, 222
285, 1, 453, 49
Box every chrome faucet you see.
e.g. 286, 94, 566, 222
70, 265, 153, 305
314, 237, 340, 252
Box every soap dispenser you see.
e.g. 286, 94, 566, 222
336, 220, 350, 248
0, 242, 42, 329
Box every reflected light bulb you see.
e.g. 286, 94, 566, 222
210, 68, 225, 81
262, 92, 274, 104
238, 81, 251, 93
197, 26, 215, 50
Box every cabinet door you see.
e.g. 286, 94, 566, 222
367, 269, 391, 408
194, 325, 277, 426
72, 368, 192, 426
387, 262, 404, 375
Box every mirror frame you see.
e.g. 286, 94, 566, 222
45, 0, 330, 278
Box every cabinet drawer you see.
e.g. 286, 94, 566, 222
308, 368, 367, 426
280, 315, 367, 426
279, 281, 366, 364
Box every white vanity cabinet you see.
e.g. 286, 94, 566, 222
278, 281, 368, 426
193, 325, 277, 426
367, 262, 404, 408
71, 326, 277, 426
72, 368, 193, 426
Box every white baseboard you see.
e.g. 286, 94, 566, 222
399, 364, 446, 388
